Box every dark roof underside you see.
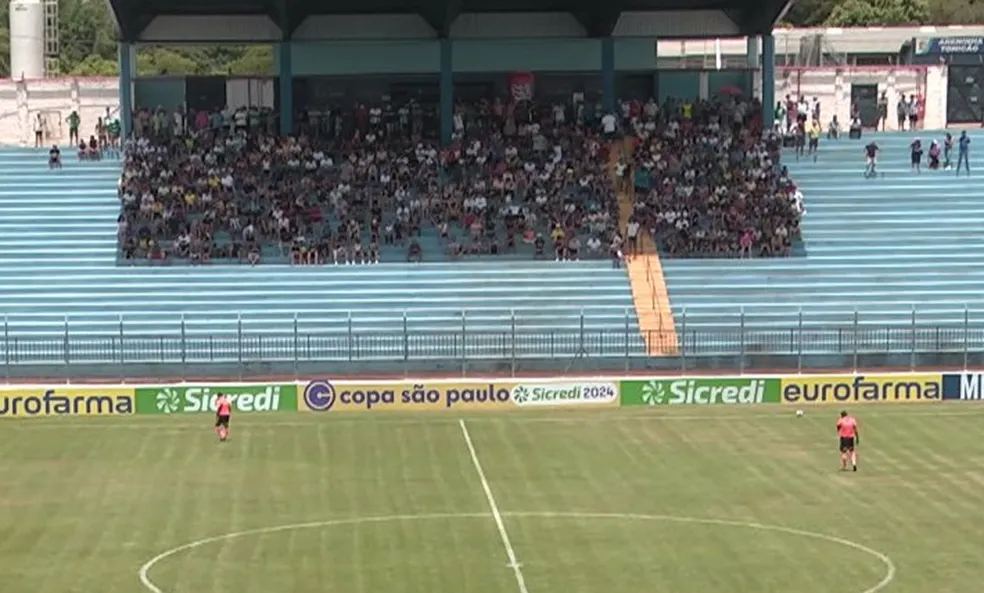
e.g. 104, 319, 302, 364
110, 0, 786, 41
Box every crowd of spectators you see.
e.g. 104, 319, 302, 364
117, 98, 623, 264
116, 88, 803, 264
621, 97, 803, 257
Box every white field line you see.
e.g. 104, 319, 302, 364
5, 406, 984, 430
509, 512, 896, 593
458, 419, 530, 593
137, 513, 487, 593
136, 511, 896, 593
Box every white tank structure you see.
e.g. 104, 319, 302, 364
9, 0, 46, 80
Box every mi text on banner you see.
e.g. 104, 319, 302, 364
135, 384, 298, 414
0, 387, 135, 417
781, 374, 942, 404
299, 380, 619, 412
941, 373, 984, 401
620, 377, 781, 406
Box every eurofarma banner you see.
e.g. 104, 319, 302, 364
299, 379, 619, 412
620, 377, 781, 406
0, 387, 134, 417
780, 374, 943, 404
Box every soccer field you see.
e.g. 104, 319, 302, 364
2, 405, 983, 593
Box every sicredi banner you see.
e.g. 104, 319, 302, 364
620, 378, 781, 406
0, 387, 134, 417
510, 382, 618, 407
134, 384, 298, 414
941, 373, 984, 401
781, 374, 942, 404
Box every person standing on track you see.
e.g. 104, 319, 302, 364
957, 131, 971, 177
215, 393, 232, 442
837, 410, 859, 472
864, 141, 879, 178
807, 118, 821, 160
910, 138, 923, 173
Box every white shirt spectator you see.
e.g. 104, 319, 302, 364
602, 113, 617, 134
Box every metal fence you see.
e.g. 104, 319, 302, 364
2, 312, 984, 381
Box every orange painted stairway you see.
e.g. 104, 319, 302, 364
609, 139, 679, 355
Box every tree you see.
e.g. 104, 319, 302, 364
69, 54, 117, 76
825, 0, 930, 26
227, 46, 274, 76
57, 0, 118, 74
783, 0, 839, 27
136, 49, 200, 76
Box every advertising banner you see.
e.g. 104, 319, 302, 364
0, 387, 134, 417
135, 384, 297, 414
620, 378, 781, 406
510, 381, 618, 407
919, 37, 984, 55
941, 373, 984, 401
299, 380, 619, 412
781, 374, 942, 404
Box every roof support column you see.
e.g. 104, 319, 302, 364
278, 41, 293, 135
440, 39, 452, 145
762, 34, 775, 129
601, 36, 615, 114
118, 42, 135, 139
746, 36, 758, 69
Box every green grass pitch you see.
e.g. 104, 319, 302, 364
2, 404, 983, 593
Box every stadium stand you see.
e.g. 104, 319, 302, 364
0, 0, 799, 376
0, 90, 828, 374
660, 131, 984, 365
118, 99, 621, 265
0, 106, 647, 374
625, 97, 801, 259
14, 101, 973, 374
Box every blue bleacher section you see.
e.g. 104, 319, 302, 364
661, 132, 984, 363
0, 148, 644, 376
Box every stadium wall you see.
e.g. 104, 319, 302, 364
777, 66, 946, 130
0, 65, 948, 146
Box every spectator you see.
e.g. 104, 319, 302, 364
626, 97, 801, 258
34, 113, 44, 148
68, 110, 80, 145
117, 95, 624, 264
48, 145, 61, 170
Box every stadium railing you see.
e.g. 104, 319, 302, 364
0, 309, 981, 381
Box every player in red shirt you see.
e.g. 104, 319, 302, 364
836, 410, 859, 472
215, 393, 231, 442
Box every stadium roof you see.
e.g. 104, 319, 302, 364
108, 0, 791, 42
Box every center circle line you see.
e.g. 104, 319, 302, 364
137, 511, 896, 593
